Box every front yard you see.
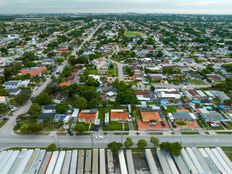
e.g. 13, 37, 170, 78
103, 121, 129, 131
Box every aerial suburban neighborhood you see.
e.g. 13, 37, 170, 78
0, 12, 231, 174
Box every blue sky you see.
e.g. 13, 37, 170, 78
0, 0, 231, 14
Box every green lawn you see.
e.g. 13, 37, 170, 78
226, 153, 232, 161
211, 125, 225, 130
127, 81, 137, 86
85, 68, 98, 75
176, 121, 186, 126
216, 132, 232, 134
227, 122, 232, 130
125, 31, 142, 37
108, 67, 116, 77
197, 116, 210, 129
103, 121, 129, 131
164, 106, 176, 115
74, 122, 91, 131
181, 131, 199, 135
213, 98, 221, 104
222, 147, 232, 161
189, 80, 207, 85
0, 120, 7, 128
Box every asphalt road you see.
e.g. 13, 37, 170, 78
72, 22, 104, 56
110, 59, 127, 81
0, 133, 232, 150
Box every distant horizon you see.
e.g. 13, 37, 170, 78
0, 12, 232, 16
0, 0, 231, 15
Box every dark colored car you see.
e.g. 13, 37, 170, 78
56, 124, 62, 129
221, 121, 228, 128
171, 122, 177, 128
3, 117, 9, 121
68, 130, 74, 136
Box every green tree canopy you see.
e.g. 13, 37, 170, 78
114, 80, 138, 104
75, 97, 88, 109
56, 103, 68, 114
86, 77, 100, 87
28, 103, 41, 120
124, 137, 134, 148
74, 123, 87, 135
160, 142, 182, 156
20, 123, 43, 134
33, 92, 52, 105
47, 143, 57, 151
137, 139, 148, 149
0, 88, 9, 96
150, 136, 159, 147
107, 141, 123, 153
0, 103, 9, 113
15, 88, 31, 106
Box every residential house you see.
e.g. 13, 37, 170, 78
186, 89, 200, 100
0, 96, 8, 104
39, 104, 57, 120
133, 69, 143, 81
110, 109, 129, 122
199, 108, 225, 123
141, 110, 164, 123
148, 74, 167, 81
171, 112, 196, 122
92, 58, 109, 75
155, 88, 181, 100
206, 74, 225, 82
78, 109, 98, 123
209, 90, 230, 102
137, 107, 169, 130
136, 90, 151, 101
3, 80, 30, 89
19, 67, 46, 77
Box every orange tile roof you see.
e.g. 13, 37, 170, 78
136, 90, 150, 96
19, 67, 46, 77
78, 112, 97, 121
111, 112, 128, 121
141, 112, 160, 120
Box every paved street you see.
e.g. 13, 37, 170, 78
109, 59, 127, 81
72, 22, 104, 56
0, 133, 232, 150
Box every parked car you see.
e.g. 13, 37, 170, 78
56, 124, 62, 129
171, 122, 177, 128
220, 121, 228, 128
2, 117, 9, 121
68, 130, 74, 136
210, 123, 219, 128
11, 107, 18, 112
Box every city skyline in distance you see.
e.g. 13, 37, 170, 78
0, 0, 232, 15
